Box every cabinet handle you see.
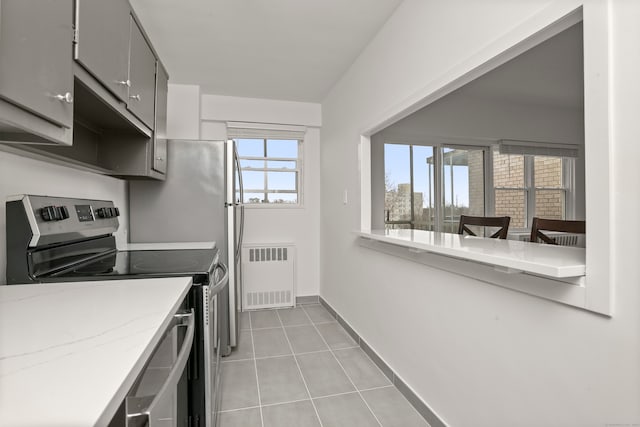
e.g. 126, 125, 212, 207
129, 94, 141, 101
117, 79, 131, 87
156, 157, 164, 161
54, 92, 73, 104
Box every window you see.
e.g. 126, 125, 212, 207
493, 149, 575, 230
235, 138, 302, 205
384, 143, 486, 233
384, 142, 575, 235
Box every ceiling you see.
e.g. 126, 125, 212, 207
381, 22, 584, 140
130, 0, 403, 103
461, 22, 583, 109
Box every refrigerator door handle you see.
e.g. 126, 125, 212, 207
233, 145, 245, 260
234, 145, 244, 204
237, 205, 245, 260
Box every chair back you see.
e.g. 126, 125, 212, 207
457, 215, 511, 239
529, 217, 586, 245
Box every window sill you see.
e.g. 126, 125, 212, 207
358, 229, 585, 279
357, 229, 595, 311
242, 203, 304, 210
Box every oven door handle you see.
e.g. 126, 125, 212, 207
126, 309, 195, 427
211, 262, 229, 296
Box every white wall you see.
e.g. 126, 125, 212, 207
167, 84, 201, 139
0, 150, 128, 285
200, 94, 322, 298
381, 94, 584, 145
320, 0, 640, 426
372, 92, 587, 224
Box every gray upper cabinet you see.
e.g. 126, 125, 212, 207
128, 18, 157, 129
153, 63, 169, 174
75, 0, 131, 103
0, 0, 74, 129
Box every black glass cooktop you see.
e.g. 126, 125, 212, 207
44, 249, 219, 284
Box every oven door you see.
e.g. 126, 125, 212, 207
203, 263, 229, 427
125, 309, 195, 427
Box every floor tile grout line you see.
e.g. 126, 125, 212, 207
222, 346, 361, 364
235, 309, 424, 425
276, 309, 325, 427
333, 345, 394, 388
218, 385, 398, 415
319, 307, 428, 425
301, 305, 385, 427
248, 314, 265, 427
218, 404, 261, 414
261, 397, 313, 409
320, 306, 395, 389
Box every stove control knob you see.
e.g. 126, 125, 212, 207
40, 206, 54, 221
57, 206, 70, 220
114, 207, 120, 217
96, 208, 107, 218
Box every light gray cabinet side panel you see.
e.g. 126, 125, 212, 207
129, 140, 226, 245
153, 64, 168, 174
128, 18, 157, 128
0, 0, 74, 128
75, 0, 131, 102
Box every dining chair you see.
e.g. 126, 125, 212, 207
457, 215, 511, 239
529, 217, 586, 245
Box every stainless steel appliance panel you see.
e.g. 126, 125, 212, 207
129, 140, 226, 250
125, 308, 194, 427
129, 139, 242, 351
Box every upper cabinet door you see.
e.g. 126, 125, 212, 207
153, 63, 169, 174
128, 18, 157, 129
75, 0, 131, 103
0, 0, 74, 128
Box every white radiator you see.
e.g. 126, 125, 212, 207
514, 232, 584, 247
241, 244, 296, 310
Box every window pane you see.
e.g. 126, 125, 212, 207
244, 192, 266, 204
534, 156, 563, 188
493, 153, 525, 187
442, 147, 485, 234
236, 138, 301, 206
267, 193, 298, 204
267, 160, 297, 170
240, 159, 266, 169
384, 144, 411, 222
236, 139, 264, 157
267, 139, 298, 158
267, 171, 296, 191
535, 189, 565, 219
495, 189, 526, 228
242, 171, 265, 192
413, 146, 435, 231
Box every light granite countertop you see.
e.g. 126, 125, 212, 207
0, 277, 192, 427
358, 229, 586, 278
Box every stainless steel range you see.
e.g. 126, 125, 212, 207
5, 194, 227, 427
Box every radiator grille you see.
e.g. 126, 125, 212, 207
246, 290, 293, 307
517, 233, 583, 246
242, 244, 295, 310
249, 247, 288, 262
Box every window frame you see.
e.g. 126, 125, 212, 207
235, 138, 304, 208
383, 141, 492, 232
360, 4, 612, 315
490, 148, 576, 231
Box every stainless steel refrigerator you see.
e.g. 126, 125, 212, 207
128, 139, 244, 351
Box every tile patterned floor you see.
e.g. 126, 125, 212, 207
218, 304, 430, 427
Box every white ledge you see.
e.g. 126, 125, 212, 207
357, 229, 586, 279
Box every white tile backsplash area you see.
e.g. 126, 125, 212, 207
0, 149, 128, 284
